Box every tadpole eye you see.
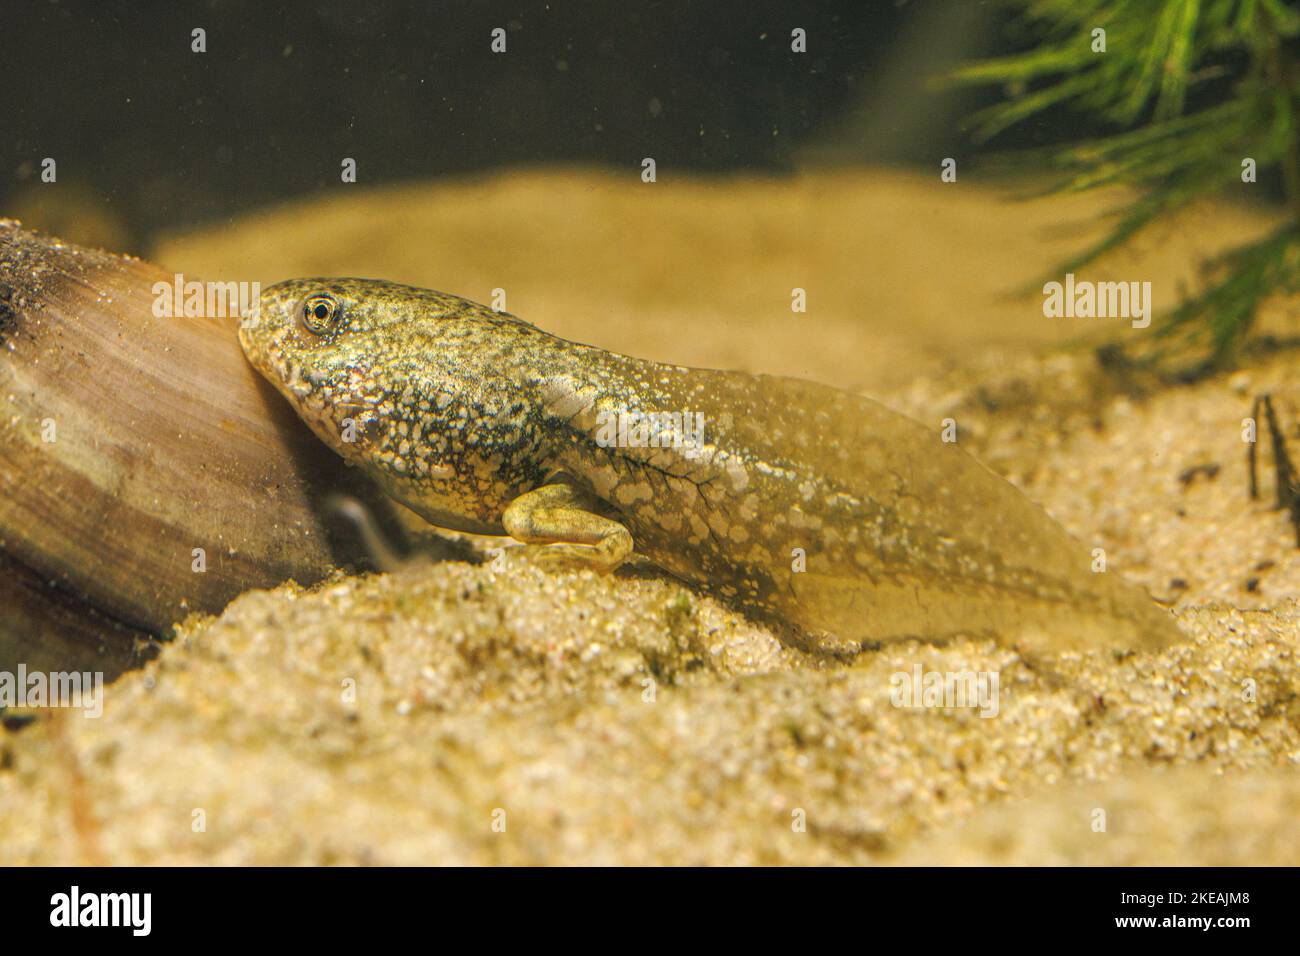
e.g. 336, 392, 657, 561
301, 293, 343, 335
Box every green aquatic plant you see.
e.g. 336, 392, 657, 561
953, 0, 1300, 371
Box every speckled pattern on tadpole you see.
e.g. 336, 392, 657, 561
240, 277, 1180, 656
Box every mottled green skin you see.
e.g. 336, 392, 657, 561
240, 278, 1179, 654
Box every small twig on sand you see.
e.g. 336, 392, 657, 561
1248, 394, 1300, 546
45, 709, 107, 866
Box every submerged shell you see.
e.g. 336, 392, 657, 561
0, 221, 411, 676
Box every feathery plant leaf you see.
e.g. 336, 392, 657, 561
953, 0, 1300, 371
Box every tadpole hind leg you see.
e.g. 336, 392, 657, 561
502, 481, 634, 573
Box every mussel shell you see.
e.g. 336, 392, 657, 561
0, 221, 407, 675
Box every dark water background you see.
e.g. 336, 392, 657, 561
0, 1, 1046, 247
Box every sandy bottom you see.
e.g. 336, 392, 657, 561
2, 168, 1298, 865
